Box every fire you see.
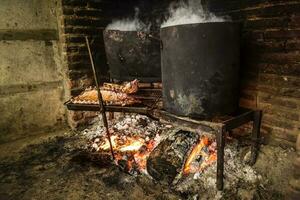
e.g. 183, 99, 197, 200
97, 134, 158, 173
183, 136, 217, 175
99, 135, 145, 152
95, 132, 216, 175
99, 135, 118, 150
119, 139, 144, 152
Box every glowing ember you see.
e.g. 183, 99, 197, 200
95, 134, 216, 175
99, 135, 145, 152
183, 136, 217, 175
119, 139, 144, 152
96, 134, 160, 174
99, 135, 118, 150
87, 113, 217, 176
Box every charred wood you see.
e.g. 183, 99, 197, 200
147, 129, 199, 184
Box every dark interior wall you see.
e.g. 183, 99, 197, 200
205, 0, 300, 146
60, 0, 300, 146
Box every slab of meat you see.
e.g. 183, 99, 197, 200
101, 79, 139, 94
71, 79, 141, 106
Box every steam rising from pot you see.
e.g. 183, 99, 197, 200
161, 0, 227, 28
106, 8, 150, 32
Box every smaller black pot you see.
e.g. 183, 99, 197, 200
103, 30, 161, 82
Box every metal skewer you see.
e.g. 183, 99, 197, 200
85, 36, 115, 160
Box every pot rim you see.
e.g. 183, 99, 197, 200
160, 21, 240, 30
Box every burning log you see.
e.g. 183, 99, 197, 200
147, 129, 217, 185
93, 134, 159, 175
146, 129, 199, 184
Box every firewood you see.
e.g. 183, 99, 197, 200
146, 129, 199, 184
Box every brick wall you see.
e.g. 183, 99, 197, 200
205, 0, 300, 146
61, 0, 111, 97
287, 135, 300, 199
60, 0, 109, 127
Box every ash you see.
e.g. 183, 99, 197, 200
82, 113, 169, 141
81, 113, 171, 175
174, 140, 262, 199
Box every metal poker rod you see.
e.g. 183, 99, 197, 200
85, 36, 115, 160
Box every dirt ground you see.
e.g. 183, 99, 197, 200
0, 129, 295, 200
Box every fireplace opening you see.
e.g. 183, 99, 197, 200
1, 0, 299, 200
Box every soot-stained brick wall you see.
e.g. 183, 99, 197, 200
61, 0, 110, 97
206, 0, 300, 146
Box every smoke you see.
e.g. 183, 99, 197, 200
106, 8, 150, 32
161, 0, 226, 28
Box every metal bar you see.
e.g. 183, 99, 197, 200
216, 125, 226, 190
109, 112, 114, 120
85, 36, 115, 160
65, 102, 149, 114
249, 110, 262, 165
106, 105, 149, 114
129, 96, 161, 100
151, 110, 218, 133
223, 110, 254, 131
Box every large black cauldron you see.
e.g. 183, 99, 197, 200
103, 30, 161, 82
161, 22, 240, 119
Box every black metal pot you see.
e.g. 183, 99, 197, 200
160, 22, 240, 119
103, 30, 161, 82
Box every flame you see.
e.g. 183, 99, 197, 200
99, 135, 144, 152
99, 135, 118, 150
119, 139, 144, 152
97, 134, 157, 173
97, 134, 216, 175
183, 136, 217, 175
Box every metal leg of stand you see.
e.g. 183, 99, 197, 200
249, 110, 262, 166
217, 126, 226, 190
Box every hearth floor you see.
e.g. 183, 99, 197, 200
0, 129, 295, 200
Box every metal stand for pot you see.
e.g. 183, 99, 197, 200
152, 108, 262, 190
215, 110, 262, 190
